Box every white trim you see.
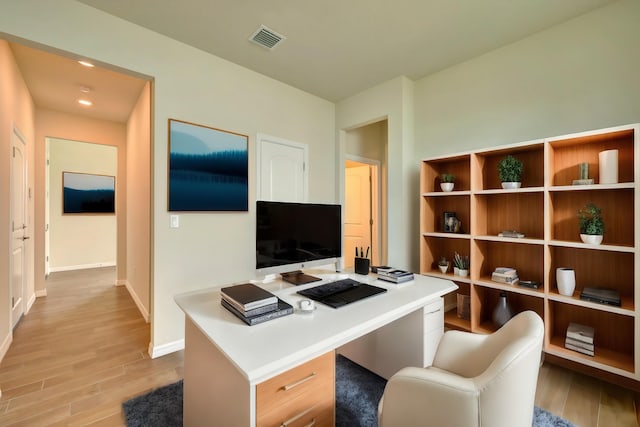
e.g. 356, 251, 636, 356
35, 289, 47, 298
0, 331, 12, 364
149, 339, 184, 359
49, 262, 116, 273
118, 280, 150, 323
256, 133, 309, 202
25, 292, 36, 314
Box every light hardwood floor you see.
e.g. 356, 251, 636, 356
0, 267, 638, 426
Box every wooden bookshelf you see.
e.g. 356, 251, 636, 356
420, 124, 639, 381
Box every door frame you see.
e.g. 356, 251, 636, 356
10, 123, 28, 328
345, 155, 381, 267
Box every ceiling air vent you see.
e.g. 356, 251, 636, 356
249, 25, 286, 50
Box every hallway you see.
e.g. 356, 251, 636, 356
0, 267, 183, 426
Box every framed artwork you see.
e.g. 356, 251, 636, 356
168, 119, 248, 211
63, 172, 115, 214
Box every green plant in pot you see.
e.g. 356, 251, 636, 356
453, 252, 470, 277
578, 202, 604, 245
439, 173, 455, 192
497, 155, 523, 189
437, 256, 449, 274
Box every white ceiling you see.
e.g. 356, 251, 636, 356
8, 0, 617, 122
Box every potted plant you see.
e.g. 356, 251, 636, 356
453, 252, 470, 277
497, 155, 523, 189
437, 257, 449, 274
440, 173, 455, 192
578, 202, 604, 245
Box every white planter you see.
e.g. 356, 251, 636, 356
580, 234, 603, 245
556, 268, 576, 296
458, 269, 469, 277
453, 267, 460, 276
501, 182, 521, 189
440, 182, 454, 192
438, 264, 449, 274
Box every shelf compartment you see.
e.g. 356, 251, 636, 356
549, 246, 634, 312
473, 240, 544, 285
421, 194, 470, 234
473, 192, 544, 239
548, 128, 635, 187
547, 301, 634, 373
420, 235, 471, 276
549, 188, 634, 246
472, 286, 544, 334
444, 282, 471, 331
472, 144, 544, 191
421, 155, 471, 193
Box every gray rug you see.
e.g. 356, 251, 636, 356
123, 355, 578, 427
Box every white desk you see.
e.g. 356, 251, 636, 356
174, 271, 457, 427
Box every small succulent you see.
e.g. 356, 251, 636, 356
453, 252, 470, 269
578, 203, 604, 235
440, 173, 455, 183
498, 155, 523, 183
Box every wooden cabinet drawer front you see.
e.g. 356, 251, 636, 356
256, 393, 334, 427
257, 351, 335, 411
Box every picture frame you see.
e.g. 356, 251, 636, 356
63, 172, 115, 214
168, 119, 248, 211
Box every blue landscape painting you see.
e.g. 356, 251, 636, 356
63, 172, 115, 214
168, 120, 248, 211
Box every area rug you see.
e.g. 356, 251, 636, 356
123, 355, 578, 427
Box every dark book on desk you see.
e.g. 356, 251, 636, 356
377, 268, 414, 283
221, 295, 278, 317
221, 298, 293, 325
220, 283, 278, 311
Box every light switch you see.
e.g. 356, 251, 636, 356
170, 215, 179, 228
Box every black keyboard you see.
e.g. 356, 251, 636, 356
298, 278, 359, 299
297, 279, 386, 308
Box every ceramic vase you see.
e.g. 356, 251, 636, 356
599, 149, 618, 184
440, 182, 454, 192
492, 291, 513, 328
501, 182, 521, 189
556, 267, 576, 296
580, 234, 603, 245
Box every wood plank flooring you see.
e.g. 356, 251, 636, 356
0, 267, 638, 426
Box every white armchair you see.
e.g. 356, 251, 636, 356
378, 310, 544, 427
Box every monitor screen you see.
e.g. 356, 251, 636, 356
256, 201, 342, 272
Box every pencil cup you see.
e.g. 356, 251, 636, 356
354, 257, 370, 275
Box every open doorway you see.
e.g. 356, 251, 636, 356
344, 159, 380, 268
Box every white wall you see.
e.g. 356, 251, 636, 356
48, 138, 117, 270
0, 0, 335, 355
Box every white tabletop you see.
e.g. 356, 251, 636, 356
174, 271, 457, 384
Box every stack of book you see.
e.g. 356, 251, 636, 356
377, 268, 414, 283
498, 230, 525, 238
491, 267, 519, 285
565, 322, 595, 356
220, 283, 293, 326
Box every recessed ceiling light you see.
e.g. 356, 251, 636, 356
80, 86, 91, 93
78, 99, 93, 106
78, 60, 95, 68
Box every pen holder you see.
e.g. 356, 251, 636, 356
354, 257, 370, 275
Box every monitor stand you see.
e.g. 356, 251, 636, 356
281, 270, 321, 285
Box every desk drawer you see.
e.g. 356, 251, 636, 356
257, 351, 335, 427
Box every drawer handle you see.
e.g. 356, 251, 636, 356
280, 407, 314, 427
282, 372, 317, 391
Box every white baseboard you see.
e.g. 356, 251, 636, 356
35, 289, 47, 298
26, 292, 36, 314
49, 262, 116, 273
149, 339, 184, 359
0, 331, 12, 365
118, 280, 149, 323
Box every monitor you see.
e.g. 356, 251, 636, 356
256, 200, 342, 276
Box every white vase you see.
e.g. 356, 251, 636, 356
438, 264, 448, 274
501, 182, 521, 189
440, 182, 454, 192
556, 268, 576, 296
458, 269, 469, 277
599, 149, 618, 184
580, 234, 603, 245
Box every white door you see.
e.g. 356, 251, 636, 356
10, 127, 28, 328
344, 163, 371, 269
258, 134, 307, 202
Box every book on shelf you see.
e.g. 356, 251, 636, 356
377, 268, 414, 283
221, 298, 293, 326
498, 230, 525, 238
220, 283, 278, 311
491, 273, 519, 285
564, 341, 594, 357
566, 322, 595, 344
579, 287, 621, 307
565, 337, 595, 352
494, 267, 517, 276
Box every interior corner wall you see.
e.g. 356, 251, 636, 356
337, 76, 415, 271
0, 40, 36, 353
126, 81, 152, 319
0, 1, 335, 354
413, 0, 640, 158
48, 138, 117, 270
34, 110, 126, 290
